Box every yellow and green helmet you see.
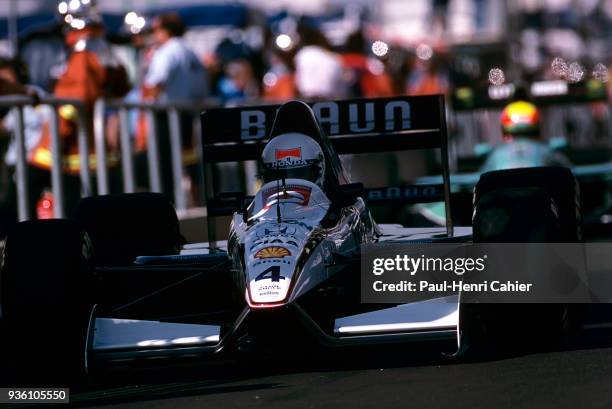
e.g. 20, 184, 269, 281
500, 100, 540, 137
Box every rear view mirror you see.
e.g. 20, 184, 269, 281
338, 183, 364, 197
208, 192, 245, 217
336, 183, 364, 206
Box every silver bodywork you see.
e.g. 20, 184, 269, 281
227, 179, 376, 307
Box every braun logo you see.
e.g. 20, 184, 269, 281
367, 186, 440, 201
240, 101, 411, 140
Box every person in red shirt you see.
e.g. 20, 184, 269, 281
262, 47, 296, 102
29, 11, 129, 215
339, 31, 393, 98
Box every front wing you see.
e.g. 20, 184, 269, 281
88, 231, 466, 368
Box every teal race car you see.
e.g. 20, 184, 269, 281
415, 80, 612, 237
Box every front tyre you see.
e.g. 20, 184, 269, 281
0, 219, 95, 384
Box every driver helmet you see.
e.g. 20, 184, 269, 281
261, 132, 325, 188
501, 100, 541, 139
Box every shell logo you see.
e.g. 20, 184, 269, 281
254, 246, 291, 259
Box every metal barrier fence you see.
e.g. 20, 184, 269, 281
0, 95, 223, 222
93, 98, 220, 212
0, 94, 91, 221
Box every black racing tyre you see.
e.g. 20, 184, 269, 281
473, 187, 562, 243
0, 219, 94, 383
474, 166, 581, 241
461, 167, 583, 356
73, 192, 184, 266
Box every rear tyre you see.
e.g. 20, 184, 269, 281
461, 167, 583, 356
73, 192, 184, 266
474, 166, 581, 241
0, 219, 94, 383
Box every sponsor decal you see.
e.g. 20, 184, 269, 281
259, 290, 281, 296
248, 265, 291, 305
250, 238, 299, 251
252, 259, 292, 267
269, 147, 310, 168
269, 158, 311, 168
275, 147, 302, 160
239, 100, 412, 140
254, 225, 296, 237
366, 185, 442, 202
259, 284, 282, 291
254, 246, 291, 259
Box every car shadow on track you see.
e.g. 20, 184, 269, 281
5, 305, 612, 408
64, 382, 283, 409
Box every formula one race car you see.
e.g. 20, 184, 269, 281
0, 95, 584, 381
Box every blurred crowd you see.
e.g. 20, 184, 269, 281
6, 2, 612, 121
0, 4, 457, 224
0, 0, 609, 229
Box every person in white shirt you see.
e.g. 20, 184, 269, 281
141, 12, 208, 202
144, 13, 207, 102
294, 24, 345, 99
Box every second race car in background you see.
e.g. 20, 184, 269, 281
416, 80, 612, 235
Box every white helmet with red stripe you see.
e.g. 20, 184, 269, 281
261, 132, 326, 188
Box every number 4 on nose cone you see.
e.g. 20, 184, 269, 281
255, 266, 285, 282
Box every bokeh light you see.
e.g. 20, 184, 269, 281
551, 57, 568, 78
58, 2, 68, 14
124, 11, 138, 25
367, 58, 385, 75
275, 34, 292, 50
135, 17, 146, 29
592, 63, 609, 82
68, 0, 81, 12
70, 18, 86, 30
263, 72, 278, 87
488, 67, 505, 85
416, 43, 433, 61
567, 61, 584, 83
371, 40, 389, 57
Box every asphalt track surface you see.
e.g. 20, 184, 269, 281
6, 323, 612, 409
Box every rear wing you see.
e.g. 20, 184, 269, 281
452, 80, 608, 111
200, 95, 453, 242
201, 95, 449, 160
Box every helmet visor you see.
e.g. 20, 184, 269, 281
263, 165, 321, 184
